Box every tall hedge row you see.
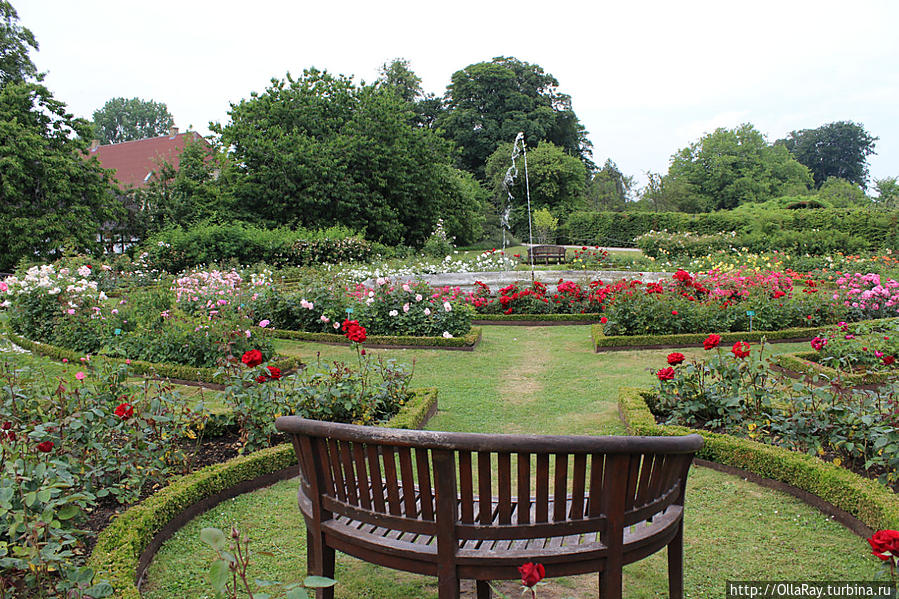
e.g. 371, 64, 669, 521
564, 209, 899, 250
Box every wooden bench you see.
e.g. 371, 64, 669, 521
275, 417, 703, 599
527, 245, 567, 264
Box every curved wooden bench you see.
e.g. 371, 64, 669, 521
275, 417, 703, 599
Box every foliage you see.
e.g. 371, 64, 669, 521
665, 123, 813, 211
199, 525, 335, 599
438, 56, 592, 178
213, 68, 457, 247
874, 177, 899, 208
0, 0, 37, 86
141, 223, 371, 273
636, 228, 869, 259
816, 177, 868, 207
351, 279, 473, 337
532, 208, 558, 244
485, 140, 586, 237
433, 165, 486, 246
587, 159, 634, 211
90, 97, 175, 145
0, 82, 119, 271
778, 121, 878, 189
810, 320, 899, 374
421, 219, 455, 258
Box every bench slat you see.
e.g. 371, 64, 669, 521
570, 453, 587, 519
517, 452, 530, 525
366, 445, 386, 514
497, 453, 511, 525
416, 448, 435, 521
478, 452, 492, 526
553, 454, 568, 521
535, 454, 549, 522
382, 446, 402, 516
353, 443, 371, 510
458, 451, 474, 524
398, 447, 418, 518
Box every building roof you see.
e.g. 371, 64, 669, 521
88, 131, 209, 189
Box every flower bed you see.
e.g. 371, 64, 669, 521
472, 313, 600, 325
619, 387, 899, 532
271, 326, 482, 350
86, 387, 438, 599
465, 279, 616, 315
591, 322, 820, 352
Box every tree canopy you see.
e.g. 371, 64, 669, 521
666, 124, 813, 211
587, 160, 634, 211
213, 68, 474, 246
92, 97, 175, 144
777, 121, 878, 189
0, 82, 118, 269
0, 1, 37, 86
438, 57, 592, 179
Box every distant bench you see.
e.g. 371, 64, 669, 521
276, 417, 703, 599
527, 245, 567, 264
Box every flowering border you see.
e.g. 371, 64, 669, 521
3, 329, 299, 385
269, 327, 482, 350
772, 351, 894, 387
618, 386, 899, 532
472, 313, 601, 325
87, 387, 438, 599
592, 323, 820, 352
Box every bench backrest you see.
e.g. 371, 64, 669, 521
276, 417, 703, 548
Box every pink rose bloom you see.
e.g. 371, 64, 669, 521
258, 319, 270, 328
403, 303, 410, 313
67, 308, 75, 315
75, 371, 85, 381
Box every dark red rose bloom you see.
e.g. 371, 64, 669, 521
267, 366, 281, 380
242, 349, 263, 368
657, 367, 675, 381
1, 421, 10, 430
731, 341, 751, 359
518, 562, 545, 588
600, 316, 608, 324
703, 334, 721, 350
342, 319, 367, 343
667, 352, 685, 366
37, 440, 54, 453
868, 529, 899, 561
883, 355, 896, 366
114, 403, 134, 419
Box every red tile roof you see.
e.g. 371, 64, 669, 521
88, 132, 209, 189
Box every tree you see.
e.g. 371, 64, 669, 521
777, 121, 877, 189
666, 124, 812, 211
92, 97, 175, 144
485, 140, 586, 238
587, 160, 634, 211
434, 165, 487, 246
0, 82, 119, 270
377, 58, 443, 130
873, 177, 899, 207
0, 1, 37, 86
214, 68, 457, 246
816, 177, 868, 208
438, 56, 592, 178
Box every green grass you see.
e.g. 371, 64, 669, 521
141, 328, 879, 597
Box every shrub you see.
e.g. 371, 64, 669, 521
354, 280, 473, 337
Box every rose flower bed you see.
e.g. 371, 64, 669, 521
464, 279, 624, 315
649, 333, 899, 490
600, 269, 846, 336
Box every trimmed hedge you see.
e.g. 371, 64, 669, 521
565, 209, 899, 250
473, 313, 600, 323
4, 329, 299, 384
88, 387, 438, 599
592, 323, 818, 352
270, 327, 482, 350
619, 387, 899, 531
773, 351, 894, 386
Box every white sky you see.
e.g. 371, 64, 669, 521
18, 0, 899, 189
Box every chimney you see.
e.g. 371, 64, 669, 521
169, 126, 179, 137
90, 139, 100, 151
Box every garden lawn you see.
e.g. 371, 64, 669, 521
136, 327, 878, 597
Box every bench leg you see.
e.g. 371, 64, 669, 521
598, 565, 622, 599
476, 580, 492, 599
437, 566, 459, 599
668, 520, 684, 599
306, 529, 335, 599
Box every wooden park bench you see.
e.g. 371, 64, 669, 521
527, 245, 567, 264
275, 417, 703, 599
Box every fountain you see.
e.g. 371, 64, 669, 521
501, 132, 536, 281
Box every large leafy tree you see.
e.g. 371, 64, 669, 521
777, 121, 877, 189
439, 57, 592, 178
0, 82, 118, 269
214, 68, 461, 246
485, 140, 586, 237
666, 124, 812, 211
0, 1, 37, 86
587, 159, 634, 211
377, 58, 443, 130
92, 97, 175, 144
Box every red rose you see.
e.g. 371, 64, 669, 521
671, 310, 678, 316
360, 349, 366, 356
241, 349, 263, 368
657, 367, 675, 381
1, 421, 10, 430
267, 366, 281, 380
256, 374, 268, 383
667, 352, 685, 366
731, 341, 751, 359
868, 529, 899, 561
883, 355, 896, 366
114, 403, 134, 419
703, 334, 721, 350
518, 562, 545, 588
342, 319, 367, 343
600, 316, 608, 324
37, 440, 54, 453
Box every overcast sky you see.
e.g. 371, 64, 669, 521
18, 0, 899, 190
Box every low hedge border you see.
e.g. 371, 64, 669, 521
88, 387, 438, 599
773, 351, 895, 387
3, 329, 299, 385
270, 327, 482, 351
592, 323, 819, 352
618, 386, 899, 532
473, 313, 600, 326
